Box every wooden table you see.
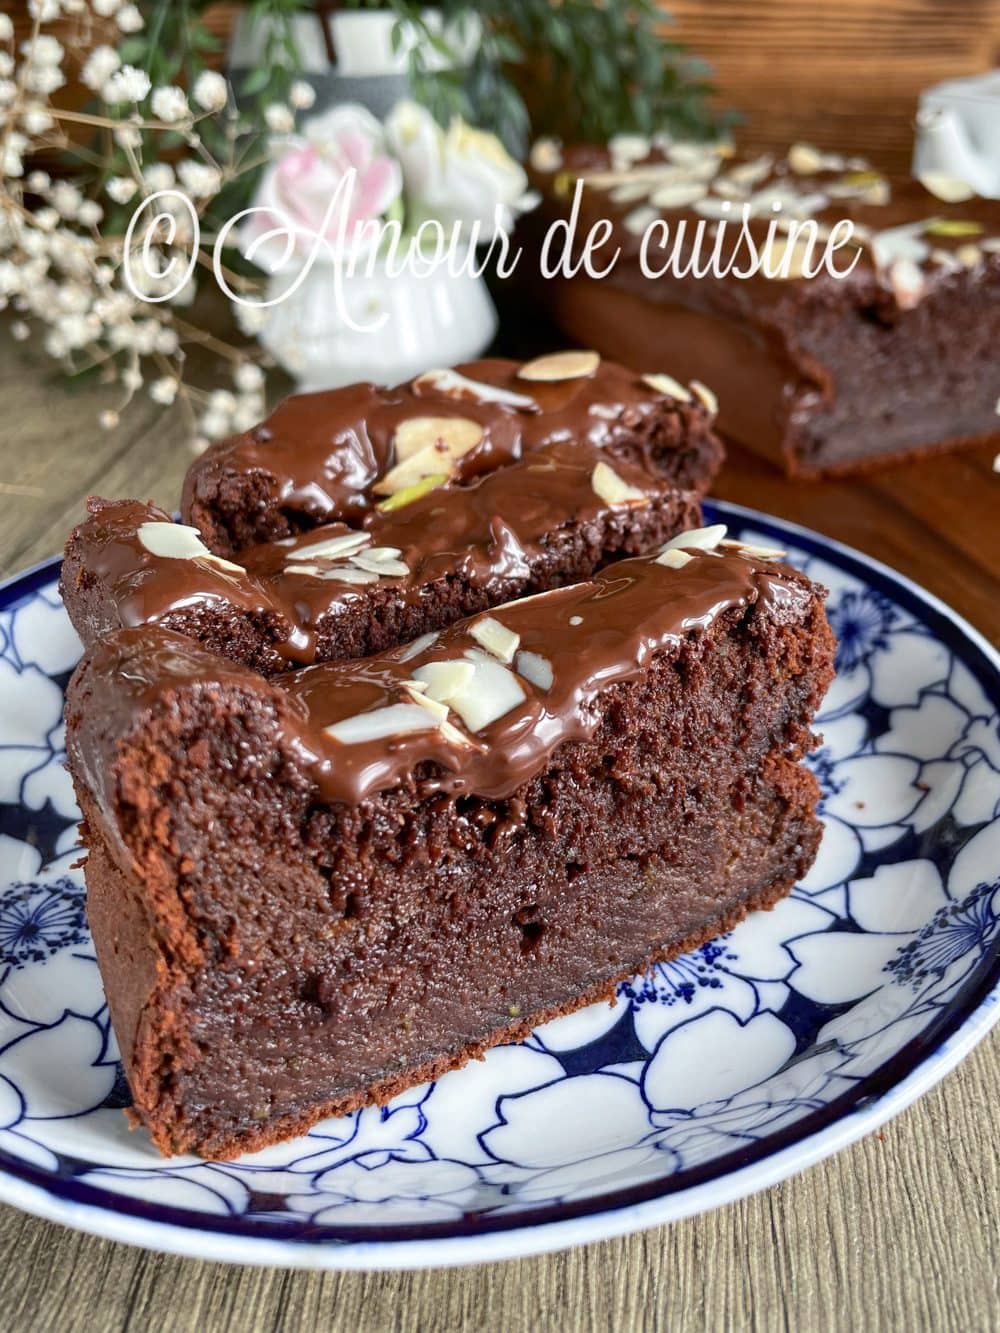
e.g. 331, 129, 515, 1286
0, 331, 997, 1333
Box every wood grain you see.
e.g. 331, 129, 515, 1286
666, 0, 1000, 172
0, 316, 997, 1332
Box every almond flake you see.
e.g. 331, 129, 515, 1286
611, 181, 657, 204
515, 650, 554, 691
517, 350, 600, 383
137, 521, 245, 574
350, 552, 409, 577
649, 180, 707, 209
397, 631, 439, 662
918, 173, 975, 203
590, 460, 648, 507
448, 649, 527, 732
888, 258, 926, 309
623, 205, 658, 235
787, 143, 824, 175
325, 703, 438, 745
290, 531, 371, 562
720, 539, 786, 558
693, 196, 734, 220
924, 219, 984, 238
413, 367, 536, 411
376, 472, 449, 512
660, 524, 727, 554
956, 244, 983, 268
690, 380, 719, 416
402, 682, 449, 721
529, 137, 563, 173
379, 417, 484, 495
609, 133, 651, 167
569, 615, 583, 626
412, 658, 476, 703
323, 567, 380, 585
469, 616, 520, 664
655, 548, 693, 569
642, 372, 691, 402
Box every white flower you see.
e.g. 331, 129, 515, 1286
77, 200, 103, 228
234, 361, 264, 391
150, 375, 178, 405
151, 85, 188, 124
49, 181, 80, 219
385, 101, 528, 238
11, 320, 29, 341
154, 325, 178, 354
103, 65, 151, 105
192, 69, 227, 112
115, 3, 144, 33
80, 45, 119, 93
24, 64, 64, 96
264, 103, 295, 135
0, 53, 12, 77
106, 176, 137, 205
99, 408, 120, 430
142, 162, 174, 192
199, 409, 232, 440
113, 123, 142, 150
208, 388, 237, 416
177, 160, 221, 199
0, 78, 16, 105
1, 138, 24, 177
121, 365, 143, 392
21, 104, 53, 134
27, 0, 61, 22
0, 16, 12, 43
289, 80, 316, 111
233, 301, 268, 335
92, 0, 122, 15
21, 34, 63, 66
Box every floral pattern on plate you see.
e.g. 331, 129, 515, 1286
0, 502, 997, 1267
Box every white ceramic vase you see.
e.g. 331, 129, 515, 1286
257, 262, 499, 391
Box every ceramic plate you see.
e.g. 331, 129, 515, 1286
0, 501, 997, 1270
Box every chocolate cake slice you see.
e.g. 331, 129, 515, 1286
181, 354, 722, 555
524, 141, 1000, 477
62, 357, 720, 672
66, 530, 834, 1159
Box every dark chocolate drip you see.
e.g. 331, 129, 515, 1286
182, 357, 708, 535
77, 547, 810, 808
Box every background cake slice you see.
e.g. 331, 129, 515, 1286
524, 142, 1000, 477
65, 534, 834, 1159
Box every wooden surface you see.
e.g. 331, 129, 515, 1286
667, 0, 1000, 173
0, 328, 998, 1332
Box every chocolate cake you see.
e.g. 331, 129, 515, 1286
182, 354, 722, 556
66, 531, 834, 1159
524, 140, 1000, 477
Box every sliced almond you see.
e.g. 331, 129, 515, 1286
623, 205, 658, 236
402, 682, 449, 721
660, 524, 727, 553
447, 649, 526, 732
515, 649, 553, 691
413, 367, 536, 411
655, 548, 693, 569
397, 631, 439, 663
412, 658, 476, 703
690, 380, 719, 416
376, 473, 449, 512
918, 172, 975, 204
924, 219, 984, 238
888, 258, 925, 310
517, 350, 600, 383
529, 137, 563, 173
350, 552, 410, 577
693, 195, 735, 220
642, 372, 691, 402
383, 416, 484, 487
719, 538, 786, 559
290, 531, 370, 562
787, 143, 825, 175
591, 460, 648, 507
322, 567, 380, 585
469, 615, 520, 664
137, 521, 245, 574
649, 180, 707, 210
324, 702, 437, 745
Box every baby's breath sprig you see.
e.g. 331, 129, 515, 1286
0, 1, 315, 451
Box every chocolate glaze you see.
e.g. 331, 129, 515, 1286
75, 545, 809, 809
182, 356, 720, 552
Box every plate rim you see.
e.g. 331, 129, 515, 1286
0, 500, 997, 1270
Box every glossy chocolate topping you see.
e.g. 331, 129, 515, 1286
77, 544, 810, 809
182, 356, 716, 542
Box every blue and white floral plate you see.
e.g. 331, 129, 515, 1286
0, 500, 997, 1270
